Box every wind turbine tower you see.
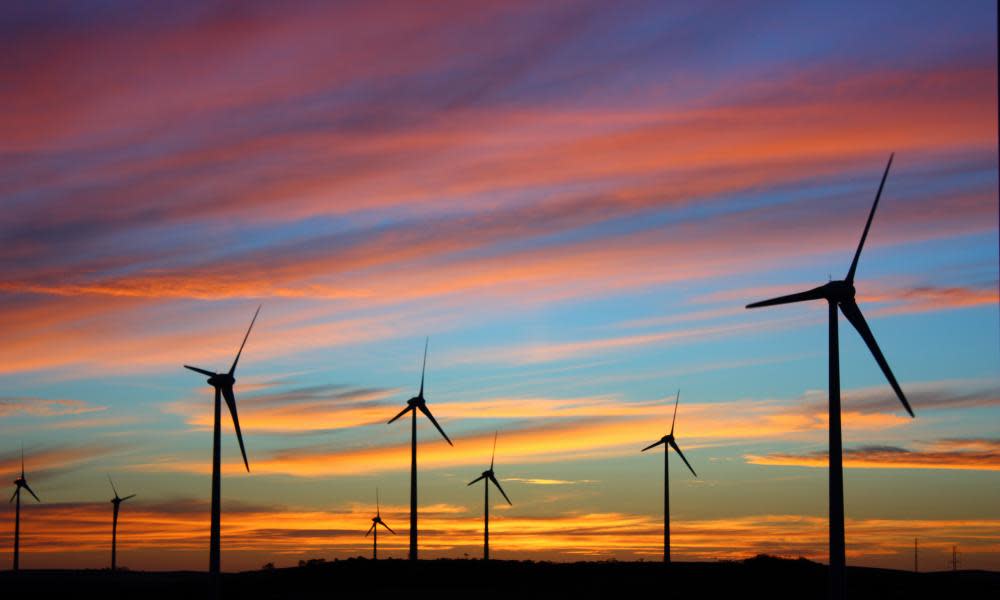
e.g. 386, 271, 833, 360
387, 338, 453, 560
746, 155, 915, 599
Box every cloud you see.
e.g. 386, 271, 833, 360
0, 396, 106, 418
746, 438, 1000, 471
0, 26, 996, 378
505, 478, 599, 486
700, 280, 999, 318
168, 384, 400, 434
0, 443, 121, 483
2, 497, 997, 570
149, 386, 926, 477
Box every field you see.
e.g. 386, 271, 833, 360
2, 555, 997, 599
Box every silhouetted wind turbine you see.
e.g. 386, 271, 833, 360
184, 306, 259, 577
10, 447, 40, 571
467, 431, 511, 561
745, 154, 914, 600
641, 390, 696, 565
366, 488, 395, 560
387, 338, 453, 560
108, 475, 135, 571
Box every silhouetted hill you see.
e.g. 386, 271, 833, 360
2, 555, 997, 599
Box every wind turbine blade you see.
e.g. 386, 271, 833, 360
418, 337, 428, 397
380, 521, 396, 534
746, 285, 827, 309
21, 445, 25, 478
418, 403, 453, 446
467, 474, 486, 486
108, 474, 119, 499
229, 305, 261, 375
222, 387, 251, 471
9, 488, 16, 503
846, 154, 893, 284
184, 365, 216, 377
23, 482, 40, 502
122, 494, 136, 501
669, 439, 697, 477
641, 438, 666, 452
489, 474, 512, 505
387, 404, 413, 424
490, 431, 498, 470
839, 299, 915, 417
669, 390, 681, 436
366, 522, 376, 537
376, 487, 380, 515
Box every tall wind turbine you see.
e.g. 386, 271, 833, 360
467, 431, 512, 561
108, 475, 135, 571
10, 448, 40, 571
184, 305, 259, 576
366, 488, 395, 560
641, 390, 696, 564
745, 154, 915, 599
387, 338, 453, 560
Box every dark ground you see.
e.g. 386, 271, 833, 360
2, 555, 997, 599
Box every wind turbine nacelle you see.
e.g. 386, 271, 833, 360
209, 373, 235, 387
823, 280, 856, 302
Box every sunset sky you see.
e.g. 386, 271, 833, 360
1, 1, 997, 572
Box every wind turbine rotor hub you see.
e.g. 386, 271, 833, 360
209, 373, 235, 387
823, 280, 856, 302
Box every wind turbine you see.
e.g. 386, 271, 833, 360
10, 447, 40, 571
108, 475, 135, 571
641, 390, 696, 564
387, 338, 453, 561
366, 488, 395, 560
467, 431, 512, 561
745, 154, 915, 599
183, 305, 259, 576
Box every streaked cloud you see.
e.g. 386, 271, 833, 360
151, 386, 926, 477
505, 478, 599, 486
0, 396, 106, 418
746, 438, 1000, 471
2, 497, 997, 570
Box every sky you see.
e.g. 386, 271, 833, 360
0, 0, 997, 573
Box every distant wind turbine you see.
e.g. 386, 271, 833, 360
387, 338, 453, 561
641, 390, 697, 564
745, 154, 914, 600
467, 431, 512, 561
10, 447, 40, 571
184, 306, 260, 577
366, 488, 395, 560
108, 475, 135, 571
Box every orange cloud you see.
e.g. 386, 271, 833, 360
151, 388, 920, 477
2, 498, 997, 571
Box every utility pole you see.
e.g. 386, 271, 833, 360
952, 545, 959, 572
